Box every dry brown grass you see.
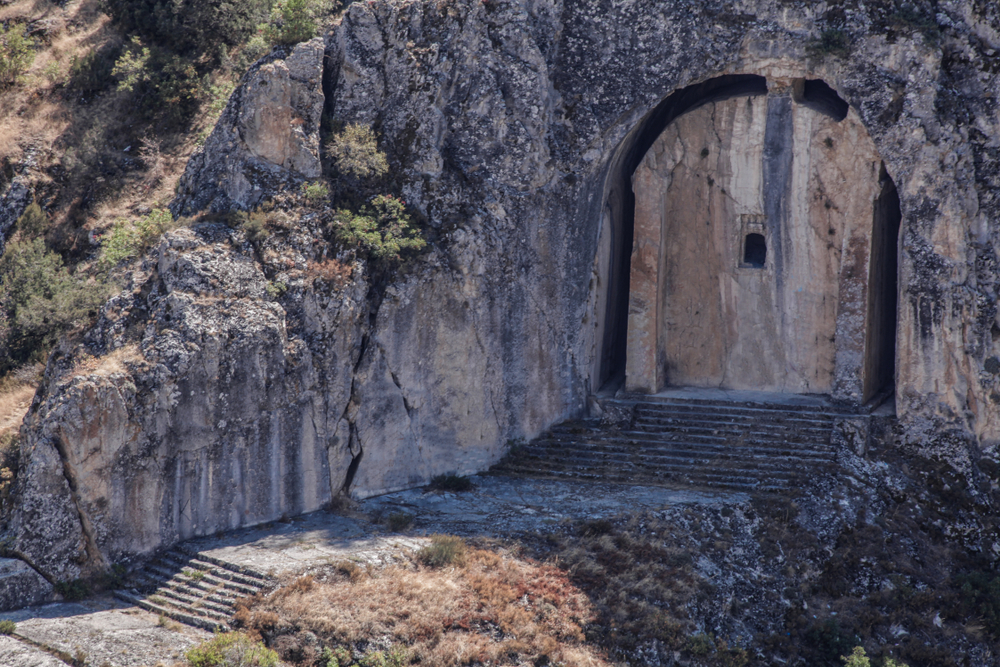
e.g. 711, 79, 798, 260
70, 343, 144, 377
306, 258, 353, 287
0, 364, 42, 438
0, 0, 211, 251
241, 541, 612, 667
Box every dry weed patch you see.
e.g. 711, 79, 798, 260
240, 539, 612, 667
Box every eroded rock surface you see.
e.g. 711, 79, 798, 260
5, 0, 1000, 584
172, 38, 325, 215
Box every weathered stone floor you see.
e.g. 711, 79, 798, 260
0, 597, 209, 667
0, 475, 742, 666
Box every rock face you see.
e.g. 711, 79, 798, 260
172, 38, 325, 215
5, 0, 1000, 583
0, 178, 31, 256
0, 558, 52, 611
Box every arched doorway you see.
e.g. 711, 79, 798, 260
601, 76, 899, 406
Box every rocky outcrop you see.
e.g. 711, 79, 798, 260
172, 38, 326, 215
5, 0, 1000, 584
0, 558, 53, 611
0, 178, 31, 256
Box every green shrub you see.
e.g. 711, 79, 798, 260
265, 281, 287, 299
385, 511, 414, 532
686, 632, 715, 657
0, 619, 15, 635
891, 5, 941, 43
112, 37, 152, 93
805, 619, 860, 667
321, 646, 353, 667
326, 123, 389, 179
301, 180, 330, 203
0, 239, 109, 373
357, 645, 409, 667
228, 207, 275, 244
69, 43, 122, 95
0, 23, 35, 88
428, 473, 474, 492
187, 631, 279, 667
15, 202, 49, 238
98, 209, 177, 273
957, 570, 1000, 638
417, 534, 467, 568
55, 579, 92, 601
101, 0, 273, 53
808, 29, 850, 57
332, 195, 425, 262
261, 0, 334, 46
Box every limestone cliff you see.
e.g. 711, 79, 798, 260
5, 0, 1000, 584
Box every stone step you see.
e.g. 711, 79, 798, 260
632, 402, 837, 424
116, 545, 272, 633
113, 589, 228, 633
543, 430, 835, 453
144, 560, 262, 599
609, 394, 856, 416
155, 581, 236, 615
176, 548, 271, 584
630, 413, 834, 433
497, 395, 847, 493
494, 464, 790, 493
508, 449, 832, 478
517, 445, 836, 471
536, 434, 837, 459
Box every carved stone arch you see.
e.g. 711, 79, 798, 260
596, 72, 900, 406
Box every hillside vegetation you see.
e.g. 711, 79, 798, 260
0, 0, 335, 434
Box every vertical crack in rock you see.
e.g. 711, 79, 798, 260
51, 437, 108, 575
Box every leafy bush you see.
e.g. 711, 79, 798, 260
69, 43, 123, 95
110, 39, 203, 123
958, 570, 1000, 638
417, 534, 467, 568
54, 578, 92, 601
0, 432, 19, 514
842, 646, 870, 667
187, 631, 279, 667
301, 180, 330, 203
428, 473, 474, 492
98, 209, 177, 272
261, 0, 335, 46
891, 5, 941, 43
101, 0, 273, 53
358, 645, 409, 667
332, 195, 425, 262
15, 202, 49, 238
804, 619, 860, 667
0, 239, 109, 373
326, 123, 389, 179
0, 23, 35, 88
385, 511, 414, 532
0, 619, 15, 635
808, 29, 850, 57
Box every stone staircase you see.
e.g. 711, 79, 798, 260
114, 547, 272, 632
493, 394, 852, 493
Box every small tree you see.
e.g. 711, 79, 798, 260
0, 239, 108, 372
327, 123, 389, 179
332, 194, 425, 262
0, 23, 36, 87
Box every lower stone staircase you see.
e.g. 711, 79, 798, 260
493, 394, 852, 493
114, 546, 272, 632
